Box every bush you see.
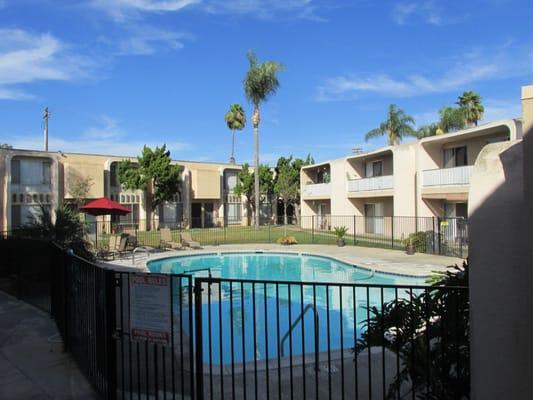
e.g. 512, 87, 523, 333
403, 231, 427, 253
277, 235, 298, 245
18, 205, 94, 260
333, 226, 349, 239
355, 261, 469, 399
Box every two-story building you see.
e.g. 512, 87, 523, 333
301, 91, 526, 243
0, 149, 249, 232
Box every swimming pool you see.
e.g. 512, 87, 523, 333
147, 252, 426, 365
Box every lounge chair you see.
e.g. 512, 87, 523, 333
103, 234, 130, 259
160, 228, 183, 250
181, 232, 202, 249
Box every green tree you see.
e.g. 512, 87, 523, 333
243, 50, 283, 227
457, 91, 484, 127
117, 145, 183, 229
274, 157, 299, 225
22, 205, 94, 260
439, 106, 466, 133
234, 163, 274, 225
224, 104, 246, 164
67, 172, 94, 209
274, 155, 314, 225
365, 104, 417, 145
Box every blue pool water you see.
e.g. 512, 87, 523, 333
147, 252, 425, 365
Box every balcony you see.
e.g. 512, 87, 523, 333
302, 183, 331, 198
422, 166, 473, 187
347, 175, 394, 193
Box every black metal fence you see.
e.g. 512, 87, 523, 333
0, 238, 469, 399
85, 215, 468, 258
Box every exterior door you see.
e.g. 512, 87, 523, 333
365, 203, 384, 234
204, 203, 214, 227
191, 203, 202, 228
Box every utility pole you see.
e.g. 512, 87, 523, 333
43, 107, 49, 151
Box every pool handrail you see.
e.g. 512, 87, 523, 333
280, 303, 320, 371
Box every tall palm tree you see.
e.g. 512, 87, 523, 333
365, 104, 416, 145
457, 91, 484, 126
243, 50, 283, 227
224, 104, 246, 164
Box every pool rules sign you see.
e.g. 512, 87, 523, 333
130, 274, 171, 346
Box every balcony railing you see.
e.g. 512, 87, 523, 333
422, 165, 473, 187
302, 182, 331, 197
347, 175, 394, 192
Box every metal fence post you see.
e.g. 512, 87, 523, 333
437, 217, 442, 255
224, 222, 227, 244
194, 279, 205, 400
353, 215, 356, 245
312, 215, 315, 243
105, 270, 117, 400
391, 216, 395, 249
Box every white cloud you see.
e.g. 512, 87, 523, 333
91, 0, 325, 21
116, 26, 192, 55
392, 1, 447, 26
6, 134, 192, 157
202, 0, 321, 20
90, 0, 199, 21
316, 43, 533, 101
0, 29, 95, 100
5, 116, 192, 156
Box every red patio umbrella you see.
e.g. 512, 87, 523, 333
80, 197, 131, 216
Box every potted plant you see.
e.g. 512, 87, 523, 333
333, 226, 349, 247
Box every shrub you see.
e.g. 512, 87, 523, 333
355, 261, 469, 399
19, 205, 94, 260
333, 226, 349, 239
403, 231, 427, 253
277, 235, 298, 245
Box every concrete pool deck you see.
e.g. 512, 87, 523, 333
103, 243, 465, 278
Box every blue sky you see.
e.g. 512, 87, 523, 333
1, 0, 532, 165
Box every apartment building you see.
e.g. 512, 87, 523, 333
0, 149, 247, 232
301, 100, 525, 239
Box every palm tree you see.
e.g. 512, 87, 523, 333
243, 50, 283, 227
416, 123, 439, 139
439, 106, 466, 133
224, 104, 246, 164
457, 91, 484, 126
365, 104, 416, 145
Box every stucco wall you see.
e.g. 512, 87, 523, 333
469, 139, 533, 399
392, 143, 416, 216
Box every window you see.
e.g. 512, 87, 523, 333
11, 159, 20, 184
110, 163, 119, 187
42, 161, 51, 184
317, 169, 330, 183
443, 146, 467, 168
365, 160, 383, 178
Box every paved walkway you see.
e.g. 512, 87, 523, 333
105, 243, 464, 277
0, 291, 97, 399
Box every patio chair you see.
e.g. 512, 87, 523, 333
180, 232, 202, 249
160, 228, 183, 250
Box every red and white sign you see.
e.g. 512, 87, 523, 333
130, 273, 171, 345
